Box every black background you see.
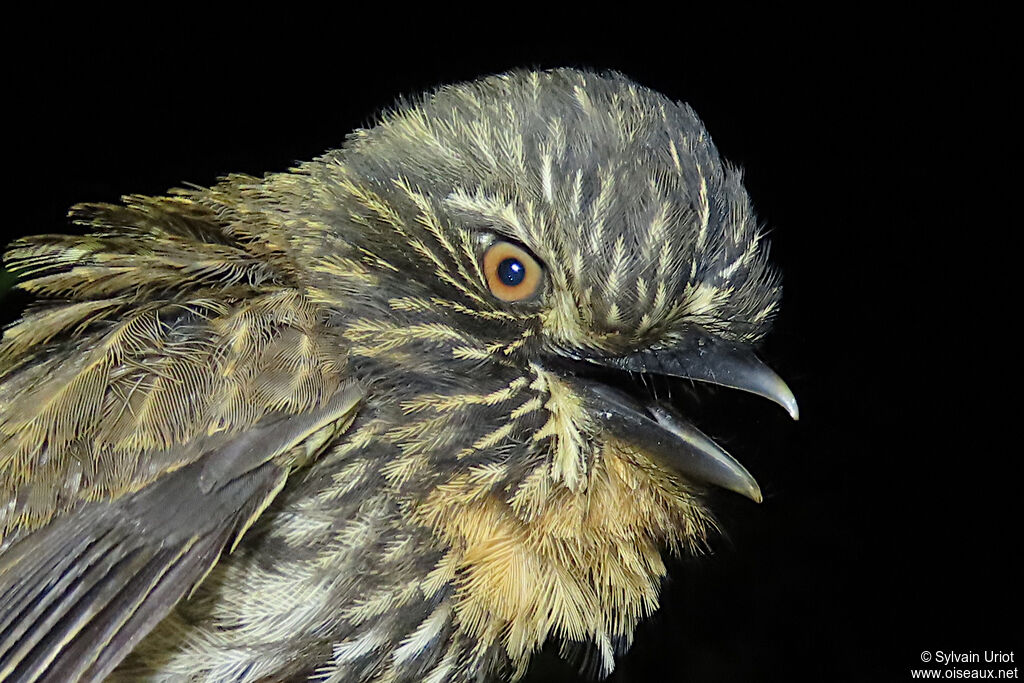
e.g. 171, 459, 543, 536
2, 13, 1018, 682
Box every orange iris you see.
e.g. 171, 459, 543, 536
482, 241, 542, 302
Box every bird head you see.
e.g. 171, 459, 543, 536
239, 69, 798, 672
262, 69, 795, 494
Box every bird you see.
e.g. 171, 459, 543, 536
0, 68, 797, 682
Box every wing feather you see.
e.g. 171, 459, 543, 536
0, 381, 361, 682
0, 189, 361, 680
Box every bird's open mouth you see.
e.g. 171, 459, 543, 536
550, 327, 798, 502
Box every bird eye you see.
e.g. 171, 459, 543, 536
482, 241, 542, 302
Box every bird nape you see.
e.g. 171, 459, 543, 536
0, 68, 796, 682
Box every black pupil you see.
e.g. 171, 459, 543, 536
497, 257, 526, 286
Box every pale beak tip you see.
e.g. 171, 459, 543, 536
772, 379, 800, 421
738, 476, 763, 504
785, 396, 800, 422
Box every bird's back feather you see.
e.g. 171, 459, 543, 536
0, 191, 362, 680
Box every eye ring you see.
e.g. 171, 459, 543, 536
482, 241, 542, 302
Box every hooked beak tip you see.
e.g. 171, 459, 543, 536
776, 381, 800, 421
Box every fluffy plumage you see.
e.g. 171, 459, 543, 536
0, 68, 790, 682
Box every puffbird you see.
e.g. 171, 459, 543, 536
0, 68, 797, 682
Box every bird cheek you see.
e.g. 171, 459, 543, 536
527, 371, 596, 495
537, 290, 594, 350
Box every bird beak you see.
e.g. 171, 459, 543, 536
587, 328, 799, 421
555, 328, 798, 503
